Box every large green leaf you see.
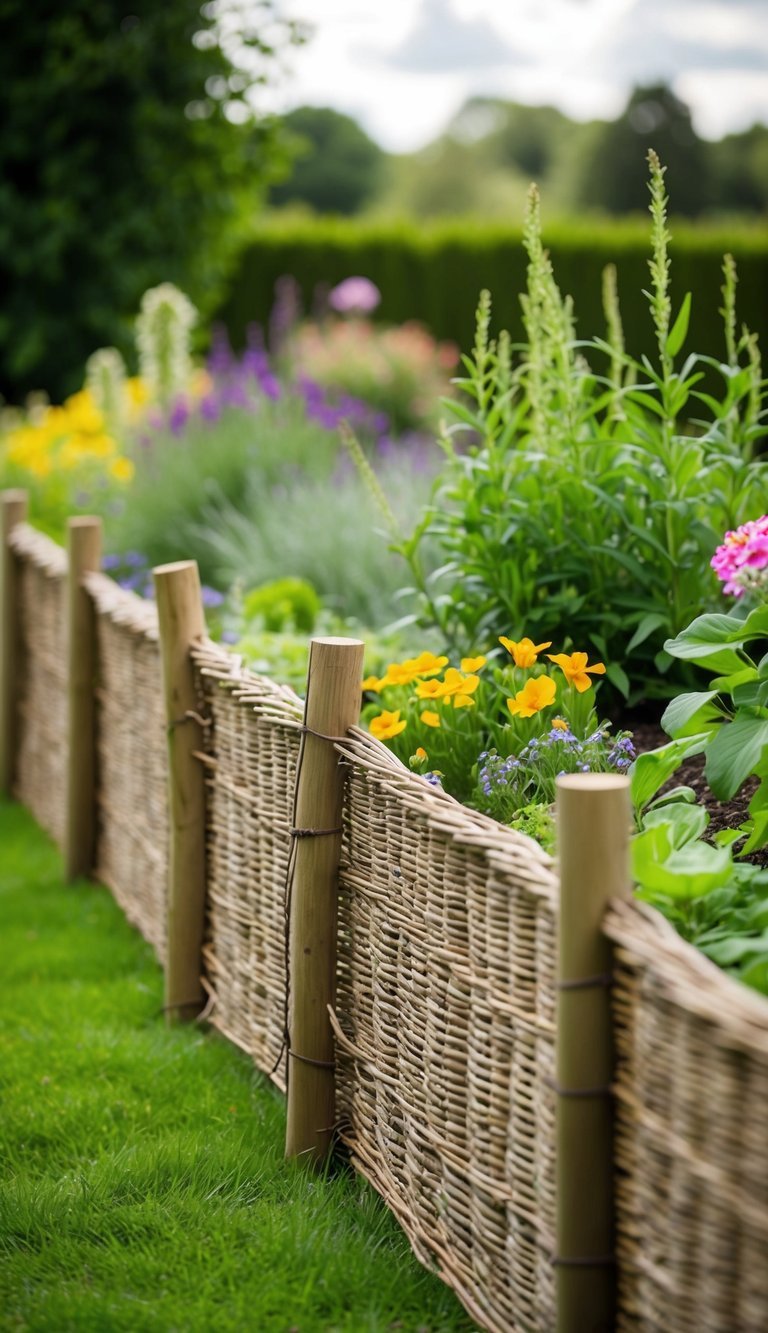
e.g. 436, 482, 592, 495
704, 714, 768, 801
664, 613, 749, 674
630, 733, 709, 813
632, 824, 733, 900
642, 801, 709, 847
661, 690, 723, 738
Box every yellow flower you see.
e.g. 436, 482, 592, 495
414, 746, 427, 760
415, 677, 445, 699
384, 651, 448, 686
440, 668, 480, 697
546, 652, 606, 693
369, 709, 407, 740
110, 456, 135, 482
507, 675, 557, 718
460, 655, 486, 672
362, 675, 384, 692
551, 716, 569, 731
420, 710, 441, 728
452, 693, 475, 709
499, 636, 552, 668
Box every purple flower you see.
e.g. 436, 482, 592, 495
200, 394, 222, 423
328, 277, 381, 315
168, 398, 190, 437
201, 585, 225, 609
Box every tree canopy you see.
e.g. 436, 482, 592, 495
0, 0, 302, 400
269, 106, 384, 215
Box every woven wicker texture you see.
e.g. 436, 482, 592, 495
9, 524, 68, 844
192, 642, 303, 1088
85, 572, 169, 963
606, 899, 768, 1333
332, 730, 559, 1333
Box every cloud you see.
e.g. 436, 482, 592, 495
594, 0, 768, 86
380, 0, 523, 73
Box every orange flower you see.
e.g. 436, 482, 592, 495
414, 746, 427, 760
420, 710, 441, 728
369, 709, 407, 740
383, 652, 448, 686
460, 655, 486, 673
499, 636, 552, 668
551, 716, 569, 731
440, 668, 480, 697
546, 652, 606, 693
506, 675, 557, 718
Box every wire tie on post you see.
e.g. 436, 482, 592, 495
288, 1049, 336, 1071
547, 1076, 613, 1099
551, 1254, 615, 1268
557, 971, 613, 991
290, 825, 343, 839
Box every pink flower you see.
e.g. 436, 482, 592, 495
328, 276, 381, 315
711, 516, 768, 598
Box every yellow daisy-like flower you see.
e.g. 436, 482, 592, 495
546, 652, 606, 694
110, 456, 135, 483
420, 710, 441, 728
440, 668, 480, 697
551, 716, 569, 731
507, 675, 557, 718
384, 651, 448, 686
361, 675, 385, 693
499, 636, 552, 668
460, 655, 486, 673
453, 693, 475, 709
369, 709, 407, 740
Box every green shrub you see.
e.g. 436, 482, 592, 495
217, 214, 768, 379
390, 154, 767, 703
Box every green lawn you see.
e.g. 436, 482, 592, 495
0, 801, 474, 1333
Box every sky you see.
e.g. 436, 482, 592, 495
263, 0, 768, 152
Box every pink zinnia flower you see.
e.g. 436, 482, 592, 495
711, 516, 768, 597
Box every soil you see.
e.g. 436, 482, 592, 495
622, 707, 768, 870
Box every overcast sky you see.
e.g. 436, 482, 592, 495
265, 0, 768, 151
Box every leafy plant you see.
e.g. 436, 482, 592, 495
362, 634, 625, 806
659, 601, 768, 853
393, 153, 767, 703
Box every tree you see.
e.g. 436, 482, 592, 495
578, 83, 710, 216
0, 0, 303, 400
269, 106, 384, 215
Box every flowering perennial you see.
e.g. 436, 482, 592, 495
711, 516, 768, 598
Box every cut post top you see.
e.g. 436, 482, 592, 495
557, 773, 630, 793
310, 635, 364, 648
68, 515, 102, 530
1, 488, 29, 507
153, 559, 199, 578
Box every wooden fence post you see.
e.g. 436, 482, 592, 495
285, 635, 364, 1165
0, 489, 28, 797
65, 516, 102, 880
154, 560, 207, 1023
555, 772, 631, 1333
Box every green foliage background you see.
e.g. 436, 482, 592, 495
218, 215, 768, 367
0, 0, 297, 402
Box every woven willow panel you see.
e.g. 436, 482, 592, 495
85, 573, 169, 964
10, 525, 68, 845
193, 644, 303, 1088
606, 900, 768, 1333
332, 731, 559, 1333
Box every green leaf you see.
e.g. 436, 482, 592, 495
642, 801, 709, 847
630, 733, 709, 813
661, 690, 724, 739
739, 955, 768, 994
665, 292, 692, 358
704, 715, 768, 801
632, 824, 733, 900
742, 777, 768, 854
606, 661, 630, 699
663, 613, 748, 674
702, 930, 768, 966
732, 679, 768, 708
626, 612, 668, 653
647, 785, 697, 809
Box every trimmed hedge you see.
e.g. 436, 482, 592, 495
217, 217, 768, 364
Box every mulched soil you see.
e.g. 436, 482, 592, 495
622, 707, 768, 870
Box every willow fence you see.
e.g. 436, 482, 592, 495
1, 491, 767, 1333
